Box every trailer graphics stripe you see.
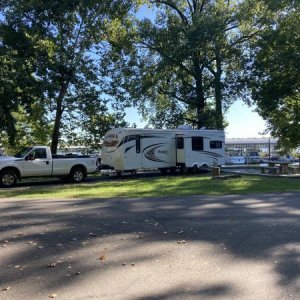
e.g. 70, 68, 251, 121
143, 143, 169, 163
195, 151, 224, 158
125, 145, 135, 153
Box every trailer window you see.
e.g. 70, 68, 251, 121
192, 137, 203, 151
127, 135, 136, 142
103, 133, 119, 147
210, 141, 222, 149
177, 137, 184, 149
103, 139, 119, 147
136, 135, 141, 153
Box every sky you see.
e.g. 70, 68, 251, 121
125, 100, 268, 138
224, 100, 268, 138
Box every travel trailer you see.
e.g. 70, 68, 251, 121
101, 127, 225, 173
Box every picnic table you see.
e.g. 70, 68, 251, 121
261, 161, 290, 174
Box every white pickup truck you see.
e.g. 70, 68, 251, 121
0, 146, 99, 187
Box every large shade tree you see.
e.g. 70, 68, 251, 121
107, 0, 259, 129
0, 0, 136, 153
247, 0, 300, 151
0, 24, 42, 146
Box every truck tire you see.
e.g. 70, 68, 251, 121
70, 167, 86, 183
0, 170, 17, 187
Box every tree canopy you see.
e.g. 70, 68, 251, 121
247, 0, 300, 151
107, 0, 267, 130
0, 0, 136, 153
0, 0, 299, 153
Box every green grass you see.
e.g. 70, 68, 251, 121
1, 174, 300, 200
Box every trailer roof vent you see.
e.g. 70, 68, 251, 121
177, 125, 193, 130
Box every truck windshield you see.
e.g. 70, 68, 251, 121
14, 147, 33, 158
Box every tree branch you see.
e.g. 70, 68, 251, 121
186, 0, 193, 14
157, 87, 190, 104
200, 0, 206, 12
138, 40, 195, 77
230, 31, 260, 47
156, 1, 189, 25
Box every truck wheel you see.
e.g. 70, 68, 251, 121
0, 170, 17, 187
70, 167, 85, 183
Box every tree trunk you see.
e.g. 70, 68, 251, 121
193, 58, 205, 129
51, 106, 63, 154
50, 81, 69, 154
214, 45, 224, 129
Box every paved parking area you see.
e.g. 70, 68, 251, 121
0, 193, 299, 299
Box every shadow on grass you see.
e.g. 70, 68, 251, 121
1, 174, 300, 200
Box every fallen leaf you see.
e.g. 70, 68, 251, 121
49, 293, 57, 298
177, 240, 187, 244
48, 263, 57, 268
99, 254, 106, 261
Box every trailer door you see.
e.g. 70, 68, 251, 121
123, 135, 142, 170
176, 135, 185, 164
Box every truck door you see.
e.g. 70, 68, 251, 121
22, 148, 52, 177
176, 135, 185, 165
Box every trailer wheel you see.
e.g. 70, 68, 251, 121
169, 167, 177, 174
70, 167, 86, 183
159, 168, 168, 175
191, 165, 199, 174
0, 170, 17, 187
